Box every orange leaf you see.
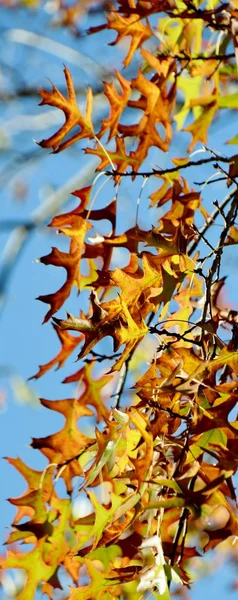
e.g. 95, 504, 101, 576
183, 96, 217, 152
84, 135, 139, 174
106, 5, 153, 67
38, 66, 94, 153
63, 363, 112, 422
37, 200, 92, 322
5, 457, 54, 526
119, 68, 175, 166
99, 71, 131, 140
30, 323, 83, 379
31, 398, 94, 492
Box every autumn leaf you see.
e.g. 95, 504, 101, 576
183, 93, 218, 152
37, 193, 92, 322
105, 5, 153, 67
119, 67, 175, 166
30, 323, 83, 379
68, 558, 121, 599
0, 539, 59, 600
63, 362, 112, 421
5, 457, 54, 527
53, 298, 148, 372
76, 491, 123, 551
85, 135, 140, 173
3, 3, 238, 599
38, 66, 94, 153
31, 398, 94, 492
99, 71, 131, 140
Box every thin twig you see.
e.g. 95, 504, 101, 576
85, 350, 121, 363
194, 176, 227, 185
188, 187, 237, 256
156, 51, 235, 61
150, 325, 203, 348
200, 190, 238, 347
106, 154, 233, 179
114, 351, 134, 409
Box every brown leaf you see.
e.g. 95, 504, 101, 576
31, 398, 94, 492
38, 66, 94, 153
63, 363, 112, 422
99, 71, 131, 140
37, 201, 92, 322
105, 5, 153, 67
30, 323, 82, 379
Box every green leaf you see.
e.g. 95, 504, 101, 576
148, 477, 182, 493
218, 93, 238, 109
174, 75, 202, 129
87, 544, 122, 571
210, 349, 238, 375
69, 559, 120, 600
187, 428, 227, 462
84, 436, 123, 487
75, 491, 123, 551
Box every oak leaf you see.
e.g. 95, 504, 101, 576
38, 66, 94, 153
0, 539, 58, 600
30, 323, 83, 379
37, 192, 92, 322
68, 558, 121, 599
119, 67, 175, 166
183, 93, 218, 152
99, 71, 131, 140
84, 135, 139, 174
63, 363, 112, 422
104, 3, 153, 67
5, 457, 54, 527
53, 299, 148, 372
31, 398, 94, 492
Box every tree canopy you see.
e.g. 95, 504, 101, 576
0, 1, 238, 599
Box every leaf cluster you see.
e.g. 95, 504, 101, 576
1, 1, 238, 599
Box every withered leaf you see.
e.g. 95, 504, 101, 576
38, 66, 94, 153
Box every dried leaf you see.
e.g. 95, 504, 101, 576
38, 66, 94, 153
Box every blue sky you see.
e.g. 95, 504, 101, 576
0, 4, 237, 599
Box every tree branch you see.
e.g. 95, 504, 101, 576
106, 154, 234, 179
